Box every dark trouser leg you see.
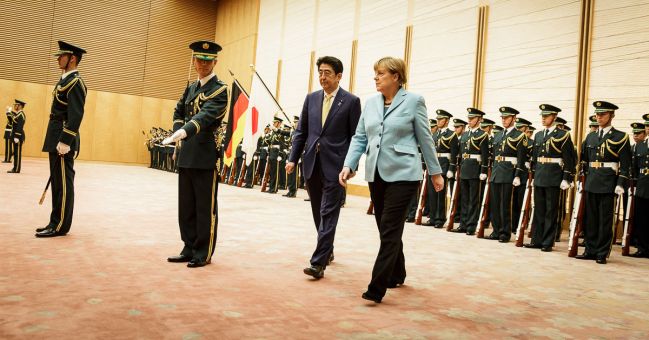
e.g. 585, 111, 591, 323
541, 187, 560, 247
512, 184, 525, 233
279, 159, 287, 189
12, 141, 22, 172
308, 158, 343, 267
178, 168, 197, 257
187, 168, 219, 262
584, 192, 615, 257
431, 176, 447, 225
490, 183, 502, 236
633, 197, 649, 252
460, 179, 470, 229
4, 138, 12, 162
406, 185, 419, 219
500, 183, 514, 240
287, 165, 297, 194
268, 159, 278, 192
367, 173, 418, 298
245, 159, 255, 187
48, 152, 75, 234
466, 179, 480, 232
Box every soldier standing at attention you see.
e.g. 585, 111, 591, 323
512, 118, 533, 233
35, 41, 87, 238
630, 118, 649, 258
575, 101, 630, 264
422, 110, 459, 228
451, 108, 489, 235
7, 100, 26, 174
523, 104, 575, 251
266, 117, 283, 193
487, 107, 528, 243
3, 105, 13, 163
162, 41, 228, 268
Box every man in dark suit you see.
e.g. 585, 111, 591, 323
7, 100, 26, 174
162, 40, 228, 268
287, 56, 361, 279
452, 108, 489, 235
488, 107, 528, 243
35, 41, 87, 238
576, 101, 631, 264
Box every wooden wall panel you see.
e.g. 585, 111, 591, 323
481, 0, 581, 129
588, 0, 649, 137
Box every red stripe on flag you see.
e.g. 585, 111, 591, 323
252, 107, 259, 135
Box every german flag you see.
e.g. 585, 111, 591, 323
223, 80, 249, 166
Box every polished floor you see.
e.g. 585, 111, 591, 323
1, 158, 648, 339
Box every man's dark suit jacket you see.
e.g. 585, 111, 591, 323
289, 87, 361, 181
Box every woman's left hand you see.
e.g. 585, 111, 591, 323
431, 174, 444, 192
339, 167, 355, 187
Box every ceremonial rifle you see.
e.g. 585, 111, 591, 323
444, 167, 461, 231
260, 161, 271, 192
621, 181, 635, 256
567, 171, 586, 257
611, 191, 624, 256
366, 200, 374, 215
476, 168, 492, 238
514, 172, 534, 247
414, 170, 429, 225
227, 160, 238, 185
237, 155, 247, 187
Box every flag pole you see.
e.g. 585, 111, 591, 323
249, 64, 291, 122
228, 69, 250, 99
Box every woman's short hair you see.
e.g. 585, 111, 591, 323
373, 57, 407, 85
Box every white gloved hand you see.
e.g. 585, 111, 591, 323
6, 106, 11, 113
162, 129, 187, 145
446, 170, 454, 179
479, 173, 487, 181
615, 185, 624, 195
56, 142, 71, 155
525, 161, 531, 170
13, 138, 19, 144
278, 156, 283, 161
512, 177, 521, 187
560, 180, 570, 190
569, 181, 575, 188
577, 181, 583, 192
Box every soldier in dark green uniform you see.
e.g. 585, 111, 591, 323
554, 121, 577, 242
163, 41, 228, 268
243, 136, 262, 188
575, 101, 630, 264
488, 107, 528, 243
523, 104, 575, 251
35, 41, 87, 238
588, 115, 598, 132
232, 140, 244, 185
266, 117, 283, 193
451, 108, 489, 235
512, 118, 533, 233
283, 116, 300, 197
278, 123, 291, 190
7, 100, 26, 173
3, 106, 13, 163
630, 118, 649, 258
423, 110, 459, 228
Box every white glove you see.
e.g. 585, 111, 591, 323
56, 142, 71, 155
5, 106, 11, 113
569, 181, 574, 188
577, 181, 583, 192
560, 180, 570, 190
525, 162, 531, 170
253, 156, 258, 160
162, 129, 187, 145
13, 138, 19, 144
278, 156, 283, 161
479, 173, 487, 181
615, 185, 624, 195
446, 170, 454, 179
512, 177, 521, 187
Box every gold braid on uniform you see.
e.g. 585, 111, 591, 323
439, 134, 455, 149
604, 133, 628, 158
470, 131, 488, 150
548, 130, 570, 153
506, 132, 526, 150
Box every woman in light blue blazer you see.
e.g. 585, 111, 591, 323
339, 57, 444, 303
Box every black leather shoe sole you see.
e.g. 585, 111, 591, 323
303, 267, 324, 279
167, 255, 193, 263
187, 259, 210, 268
35, 230, 65, 238
541, 246, 552, 252
361, 292, 382, 303
35, 227, 50, 233
596, 258, 607, 264
575, 254, 596, 260
523, 243, 542, 249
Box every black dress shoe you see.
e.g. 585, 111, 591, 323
361, 291, 382, 303
7, 169, 18, 173
575, 253, 596, 260
167, 254, 193, 263
387, 278, 405, 288
541, 246, 552, 252
450, 227, 467, 233
487, 233, 499, 240
630, 250, 649, 258
35, 228, 65, 238
304, 198, 310, 201
523, 243, 542, 249
327, 252, 334, 265
596, 257, 607, 264
244, 184, 253, 188
303, 265, 324, 279
421, 219, 434, 226
35, 226, 50, 233
405, 217, 415, 223
434, 224, 444, 229
498, 236, 510, 243
187, 258, 210, 268
465, 231, 475, 236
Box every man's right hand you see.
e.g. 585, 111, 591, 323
285, 162, 295, 174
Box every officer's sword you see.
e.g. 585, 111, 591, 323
39, 177, 51, 205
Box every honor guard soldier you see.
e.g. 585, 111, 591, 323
422, 110, 459, 228
266, 117, 283, 193
3, 106, 13, 163
7, 100, 26, 173
555, 121, 577, 242
163, 40, 228, 268
523, 104, 576, 251
452, 108, 489, 235
554, 116, 567, 130
488, 107, 528, 243
284, 116, 301, 197
258, 124, 271, 186
35, 41, 87, 238
575, 101, 631, 264
630, 120, 649, 258
588, 115, 598, 132
512, 117, 533, 233
232, 140, 244, 185
243, 136, 262, 188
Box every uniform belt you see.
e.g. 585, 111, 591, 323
589, 161, 619, 171
462, 154, 481, 162
538, 157, 563, 166
495, 156, 517, 163
641, 168, 649, 175
262, 147, 268, 150
4, 129, 10, 132
49, 114, 65, 121
437, 153, 451, 158
271, 145, 280, 149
